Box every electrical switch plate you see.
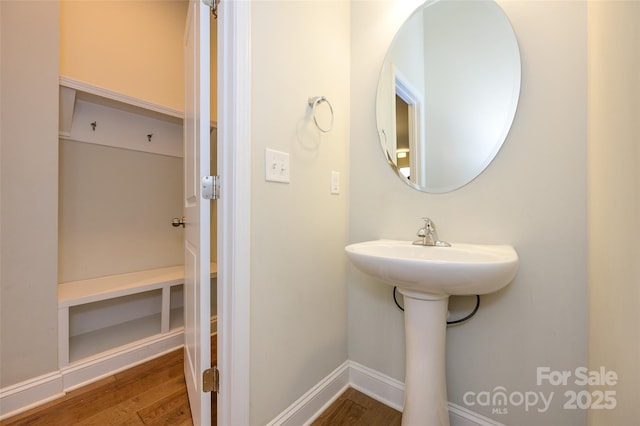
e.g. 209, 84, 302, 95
265, 148, 290, 183
331, 170, 340, 194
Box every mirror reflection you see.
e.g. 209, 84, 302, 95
376, 0, 521, 193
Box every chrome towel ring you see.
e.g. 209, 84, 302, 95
308, 96, 334, 133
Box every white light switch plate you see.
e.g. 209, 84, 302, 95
265, 148, 290, 183
331, 170, 340, 194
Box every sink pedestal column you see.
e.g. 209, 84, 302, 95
399, 289, 450, 426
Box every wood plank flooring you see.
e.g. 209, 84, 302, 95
312, 388, 402, 426
1, 335, 399, 425
1, 349, 191, 425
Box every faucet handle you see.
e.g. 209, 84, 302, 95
414, 217, 450, 247
421, 217, 435, 231
417, 217, 433, 237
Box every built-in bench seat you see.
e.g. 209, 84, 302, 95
58, 263, 217, 368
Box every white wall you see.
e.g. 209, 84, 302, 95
588, 2, 640, 424
0, 0, 60, 387
350, 1, 588, 425
58, 141, 184, 282
249, 1, 351, 424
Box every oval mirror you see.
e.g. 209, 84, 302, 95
376, 0, 521, 193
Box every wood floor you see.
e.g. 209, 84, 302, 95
1, 335, 399, 425
311, 388, 401, 426
1, 349, 192, 425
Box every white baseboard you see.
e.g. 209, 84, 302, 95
3, 327, 501, 426
1, 329, 184, 420
448, 403, 506, 426
265, 361, 351, 426
348, 361, 405, 411
0, 372, 65, 420
64, 314, 219, 391
61, 329, 184, 391
268, 360, 506, 426
1, 314, 220, 420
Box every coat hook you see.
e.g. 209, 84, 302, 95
91, 121, 97, 131
147, 133, 153, 142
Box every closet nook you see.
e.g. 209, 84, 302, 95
57, 77, 216, 390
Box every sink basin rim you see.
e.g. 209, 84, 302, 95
345, 239, 518, 296
345, 239, 517, 264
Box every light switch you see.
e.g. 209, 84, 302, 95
265, 148, 290, 183
331, 170, 340, 194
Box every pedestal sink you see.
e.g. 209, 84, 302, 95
345, 240, 518, 426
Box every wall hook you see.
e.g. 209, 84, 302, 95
147, 133, 153, 142
91, 121, 97, 131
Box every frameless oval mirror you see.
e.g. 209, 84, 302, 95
376, 0, 521, 193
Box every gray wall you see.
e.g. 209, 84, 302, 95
0, 0, 60, 387
349, 1, 588, 424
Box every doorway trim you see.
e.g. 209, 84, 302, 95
217, 0, 251, 424
392, 66, 425, 187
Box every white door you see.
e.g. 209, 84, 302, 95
184, 1, 211, 425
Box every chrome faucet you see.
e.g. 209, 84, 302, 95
413, 217, 450, 247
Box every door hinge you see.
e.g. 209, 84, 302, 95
202, 175, 220, 200
203, 365, 219, 393
202, 0, 220, 18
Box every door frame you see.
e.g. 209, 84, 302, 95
217, 0, 251, 424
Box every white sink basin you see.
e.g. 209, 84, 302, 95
345, 239, 518, 297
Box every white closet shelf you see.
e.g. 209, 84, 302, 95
58, 76, 217, 137
59, 77, 185, 158
59, 76, 184, 124
69, 312, 163, 362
